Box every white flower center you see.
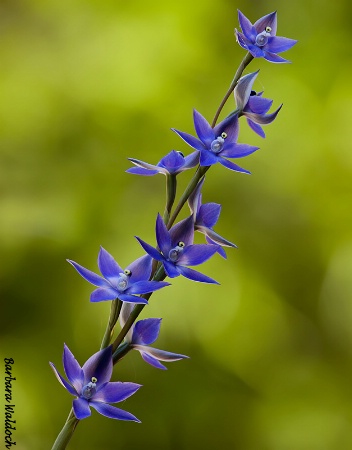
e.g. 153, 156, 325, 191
168, 242, 185, 262
255, 29, 271, 47
82, 377, 97, 399
116, 271, 131, 291
210, 133, 227, 154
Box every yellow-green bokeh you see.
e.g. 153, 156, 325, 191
1, 0, 352, 449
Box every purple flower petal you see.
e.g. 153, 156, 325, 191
247, 95, 273, 114
193, 109, 214, 145
117, 292, 149, 304
98, 247, 123, 284
263, 51, 290, 63
135, 237, 164, 262
199, 226, 237, 249
132, 318, 161, 345
238, 9, 257, 40
247, 119, 265, 138
90, 402, 141, 422
126, 166, 159, 176
266, 36, 297, 53
119, 302, 134, 342
156, 214, 172, 256
82, 346, 113, 387
253, 11, 277, 35
49, 362, 77, 396
199, 150, 219, 166
137, 345, 189, 362
120, 302, 134, 328
140, 351, 167, 370
206, 235, 228, 259
63, 344, 84, 393
162, 260, 181, 278
177, 244, 218, 266
234, 71, 259, 110
198, 203, 221, 228
67, 260, 108, 288
127, 158, 161, 172
177, 266, 219, 284
73, 398, 91, 420
172, 128, 206, 152
159, 150, 184, 173
183, 151, 200, 169
247, 43, 265, 58
218, 157, 251, 174
127, 255, 152, 283
213, 114, 239, 144
127, 280, 170, 295
220, 143, 259, 158
188, 177, 204, 216
169, 215, 194, 247
90, 287, 118, 302
245, 105, 282, 125
235, 30, 252, 51
94, 382, 141, 403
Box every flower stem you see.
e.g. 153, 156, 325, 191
51, 409, 79, 450
167, 166, 208, 229
163, 174, 177, 224
211, 52, 253, 127
100, 299, 122, 349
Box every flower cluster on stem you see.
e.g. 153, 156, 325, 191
49, 9, 296, 450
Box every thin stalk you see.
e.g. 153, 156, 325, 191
167, 166, 208, 229
112, 341, 131, 364
163, 174, 177, 224
100, 299, 122, 349
211, 52, 253, 127
51, 409, 79, 450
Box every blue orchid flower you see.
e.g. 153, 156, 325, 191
172, 110, 258, 174
136, 214, 219, 284
189, 178, 237, 258
119, 303, 189, 370
234, 71, 282, 138
67, 248, 170, 304
50, 345, 141, 421
235, 10, 297, 63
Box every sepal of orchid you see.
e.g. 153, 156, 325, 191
234, 71, 260, 111
137, 346, 189, 370
235, 10, 297, 63
233, 72, 283, 138
188, 177, 237, 257
49, 344, 141, 422
132, 318, 162, 345
127, 150, 199, 176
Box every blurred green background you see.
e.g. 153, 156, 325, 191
1, 0, 352, 448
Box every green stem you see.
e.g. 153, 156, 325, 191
167, 166, 208, 229
100, 299, 122, 349
51, 409, 79, 450
211, 52, 253, 127
112, 341, 131, 364
163, 174, 177, 224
